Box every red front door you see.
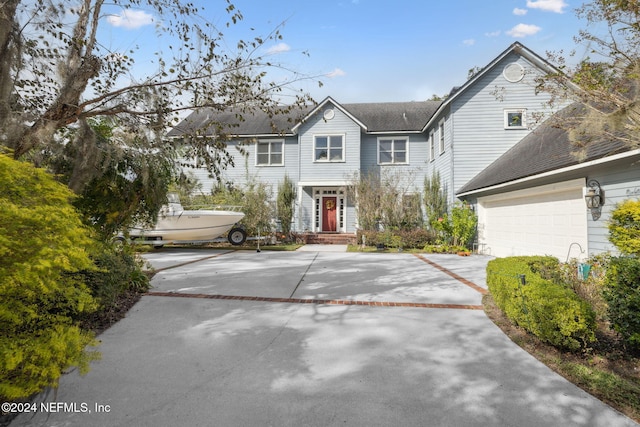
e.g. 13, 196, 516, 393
322, 197, 337, 232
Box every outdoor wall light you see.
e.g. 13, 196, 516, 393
584, 179, 604, 209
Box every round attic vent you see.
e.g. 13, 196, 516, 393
323, 108, 335, 120
503, 63, 525, 83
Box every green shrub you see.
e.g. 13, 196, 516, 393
603, 256, 640, 349
433, 202, 478, 248
557, 254, 610, 321
75, 244, 150, 312
276, 174, 297, 236
608, 199, 640, 255
422, 244, 467, 254
0, 155, 99, 400
356, 228, 436, 249
487, 256, 596, 351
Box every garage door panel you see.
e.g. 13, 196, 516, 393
479, 183, 588, 259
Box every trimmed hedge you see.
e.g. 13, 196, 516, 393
487, 256, 596, 351
603, 256, 640, 349
356, 229, 436, 249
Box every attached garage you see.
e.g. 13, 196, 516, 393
477, 179, 588, 259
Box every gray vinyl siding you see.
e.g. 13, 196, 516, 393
299, 187, 314, 232
425, 111, 455, 206
586, 160, 640, 255
297, 104, 362, 182
186, 137, 299, 197
360, 134, 428, 193
449, 53, 559, 195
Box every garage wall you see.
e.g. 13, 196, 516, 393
586, 163, 640, 255
477, 179, 588, 260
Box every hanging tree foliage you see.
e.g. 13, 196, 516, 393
0, 0, 318, 195
536, 0, 640, 152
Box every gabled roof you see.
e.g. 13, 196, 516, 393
456, 104, 631, 196
167, 97, 441, 138
292, 96, 441, 134
291, 97, 367, 133
421, 41, 561, 133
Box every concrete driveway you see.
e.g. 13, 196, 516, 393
10, 249, 638, 427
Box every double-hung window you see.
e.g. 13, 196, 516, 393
429, 131, 435, 161
314, 135, 344, 162
256, 140, 284, 166
378, 138, 408, 164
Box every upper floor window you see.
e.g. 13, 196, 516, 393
429, 131, 435, 161
378, 137, 408, 164
315, 135, 344, 162
256, 140, 283, 166
438, 120, 445, 154
504, 109, 527, 129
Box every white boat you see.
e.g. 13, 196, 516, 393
129, 193, 247, 245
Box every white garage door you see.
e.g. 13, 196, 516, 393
477, 179, 588, 259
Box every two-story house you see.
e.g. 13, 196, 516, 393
171, 41, 640, 259
169, 42, 560, 234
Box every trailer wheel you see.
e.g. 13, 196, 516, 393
228, 227, 247, 245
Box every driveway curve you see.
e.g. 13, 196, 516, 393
10, 249, 637, 427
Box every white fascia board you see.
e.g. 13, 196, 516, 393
235, 133, 295, 138
366, 130, 423, 135
457, 148, 640, 198
477, 178, 586, 204
298, 180, 350, 187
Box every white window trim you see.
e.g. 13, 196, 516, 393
504, 109, 527, 129
313, 134, 346, 163
429, 131, 435, 162
377, 137, 409, 165
438, 119, 445, 155
255, 139, 284, 166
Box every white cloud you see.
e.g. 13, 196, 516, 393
526, 0, 568, 13
513, 8, 528, 16
506, 23, 542, 37
485, 30, 501, 37
266, 43, 291, 55
326, 68, 346, 78
107, 9, 154, 29
463, 39, 475, 46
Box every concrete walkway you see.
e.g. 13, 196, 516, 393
10, 249, 638, 427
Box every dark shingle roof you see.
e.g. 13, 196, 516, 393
166, 106, 308, 137
456, 104, 629, 195
342, 101, 441, 132
167, 100, 441, 137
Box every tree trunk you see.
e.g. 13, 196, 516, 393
0, 0, 20, 126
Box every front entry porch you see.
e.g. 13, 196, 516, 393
311, 187, 348, 233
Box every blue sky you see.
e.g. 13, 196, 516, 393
102, 0, 592, 103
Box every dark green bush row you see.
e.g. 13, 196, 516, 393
603, 256, 640, 349
356, 229, 436, 249
487, 256, 596, 351
74, 245, 150, 313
